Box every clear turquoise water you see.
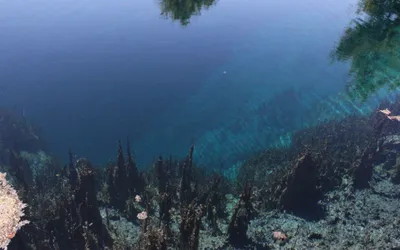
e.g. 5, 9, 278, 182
0, 0, 373, 168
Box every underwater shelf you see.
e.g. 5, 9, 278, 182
192, 87, 400, 178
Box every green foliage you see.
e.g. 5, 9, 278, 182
331, 0, 400, 102
159, 0, 217, 26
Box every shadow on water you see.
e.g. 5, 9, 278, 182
159, 0, 218, 26
331, 0, 400, 101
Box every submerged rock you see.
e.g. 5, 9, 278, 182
278, 152, 323, 220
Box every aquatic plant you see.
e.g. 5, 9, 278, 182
2, 96, 400, 249
0, 172, 29, 250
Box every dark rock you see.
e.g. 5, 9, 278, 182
278, 152, 324, 220
353, 146, 375, 189
227, 183, 254, 247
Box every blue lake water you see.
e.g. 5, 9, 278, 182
0, 0, 365, 168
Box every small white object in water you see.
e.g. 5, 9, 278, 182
223, 71, 227, 74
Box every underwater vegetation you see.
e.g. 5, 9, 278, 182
159, 0, 217, 26
331, 0, 400, 101
4, 0, 400, 249
0, 172, 29, 249
3, 92, 400, 249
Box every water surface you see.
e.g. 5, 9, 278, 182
0, 0, 359, 167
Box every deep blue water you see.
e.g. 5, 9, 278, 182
0, 0, 365, 168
